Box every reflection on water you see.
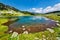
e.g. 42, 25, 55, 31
9, 16, 56, 28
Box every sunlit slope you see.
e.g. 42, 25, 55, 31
44, 11, 60, 21
0, 3, 25, 16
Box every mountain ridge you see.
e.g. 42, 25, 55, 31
0, 3, 60, 15
0, 3, 21, 12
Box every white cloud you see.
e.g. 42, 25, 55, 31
32, 8, 36, 10
29, 3, 60, 13
31, 8, 43, 13
43, 6, 52, 13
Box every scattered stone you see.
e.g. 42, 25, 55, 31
9, 30, 12, 33
23, 31, 28, 34
22, 26, 25, 27
22, 28, 26, 30
46, 28, 54, 33
57, 23, 60, 26
56, 37, 60, 40
10, 32, 18, 38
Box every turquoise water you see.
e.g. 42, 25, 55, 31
9, 16, 56, 27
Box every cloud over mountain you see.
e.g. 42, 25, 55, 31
30, 3, 60, 13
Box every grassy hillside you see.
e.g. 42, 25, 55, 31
0, 3, 28, 16
44, 11, 60, 22
0, 3, 60, 40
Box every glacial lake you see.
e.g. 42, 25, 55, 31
9, 16, 57, 28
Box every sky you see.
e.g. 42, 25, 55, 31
0, 0, 60, 13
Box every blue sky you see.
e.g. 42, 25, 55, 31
0, 0, 60, 13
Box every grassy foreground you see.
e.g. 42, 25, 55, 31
0, 27, 60, 40
0, 14, 60, 40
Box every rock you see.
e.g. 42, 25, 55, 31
10, 32, 18, 38
46, 28, 54, 33
23, 31, 28, 34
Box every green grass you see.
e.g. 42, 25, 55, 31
45, 13, 60, 21
0, 12, 60, 40
0, 18, 8, 24
0, 28, 59, 40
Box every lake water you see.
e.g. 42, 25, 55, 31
9, 16, 56, 28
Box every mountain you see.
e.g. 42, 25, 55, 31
0, 3, 60, 16
45, 11, 60, 16
46, 11, 60, 14
0, 3, 36, 16
20, 11, 35, 15
0, 3, 26, 16
0, 3, 21, 12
